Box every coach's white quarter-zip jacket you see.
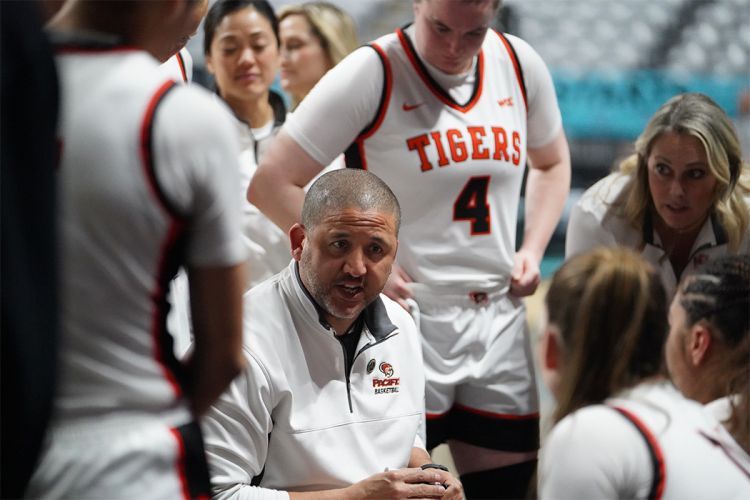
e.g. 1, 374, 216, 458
203, 262, 427, 499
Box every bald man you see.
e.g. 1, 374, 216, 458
203, 169, 463, 499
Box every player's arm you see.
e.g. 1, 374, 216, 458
513, 130, 571, 296
156, 88, 249, 414
185, 263, 245, 416
248, 130, 323, 233
565, 199, 611, 258
248, 46, 384, 232
508, 35, 571, 296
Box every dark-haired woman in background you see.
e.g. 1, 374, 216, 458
667, 254, 750, 454
204, 0, 287, 290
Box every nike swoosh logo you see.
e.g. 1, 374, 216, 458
402, 102, 424, 111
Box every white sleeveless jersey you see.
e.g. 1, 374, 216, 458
160, 47, 192, 83
345, 29, 528, 286
53, 39, 244, 421
540, 382, 750, 499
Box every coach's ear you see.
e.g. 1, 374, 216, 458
289, 223, 306, 262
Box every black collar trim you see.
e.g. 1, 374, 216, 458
396, 25, 482, 111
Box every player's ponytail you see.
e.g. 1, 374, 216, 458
546, 248, 668, 424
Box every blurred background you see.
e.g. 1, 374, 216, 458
187, 0, 750, 273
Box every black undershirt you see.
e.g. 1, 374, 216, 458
336, 316, 364, 368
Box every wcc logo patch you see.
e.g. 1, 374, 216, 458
367, 359, 376, 374
372, 361, 399, 394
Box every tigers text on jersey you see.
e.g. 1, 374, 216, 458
346, 28, 530, 286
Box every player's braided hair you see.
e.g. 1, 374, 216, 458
678, 255, 750, 452
679, 256, 750, 339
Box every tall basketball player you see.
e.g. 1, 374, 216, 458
248, 0, 570, 497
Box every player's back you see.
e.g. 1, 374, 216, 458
54, 40, 192, 422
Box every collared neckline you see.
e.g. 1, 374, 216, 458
643, 210, 728, 252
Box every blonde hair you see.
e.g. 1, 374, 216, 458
277, 2, 358, 107
545, 248, 668, 423
616, 93, 749, 251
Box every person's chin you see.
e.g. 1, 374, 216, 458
328, 298, 365, 321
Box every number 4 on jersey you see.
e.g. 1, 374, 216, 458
453, 176, 490, 235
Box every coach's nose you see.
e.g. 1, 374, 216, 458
343, 248, 367, 277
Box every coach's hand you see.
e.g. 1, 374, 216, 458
344, 467, 449, 499
510, 249, 541, 297
384, 264, 414, 311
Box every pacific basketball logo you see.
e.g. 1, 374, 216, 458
373, 361, 399, 394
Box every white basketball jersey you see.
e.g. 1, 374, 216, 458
160, 47, 192, 83
53, 39, 243, 421
347, 29, 528, 286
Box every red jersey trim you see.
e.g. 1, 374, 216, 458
169, 428, 191, 500
361, 43, 393, 141
454, 403, 540, 420
140, 80, 187, 399
493, 31, 527, 113
426, 411, 450, 420
140, 80, 181, 218
345, 43, 393, 171
612, 406, 666, 500
176, 51, 188, 83
396, 28, 484, 113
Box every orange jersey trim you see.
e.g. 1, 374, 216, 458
396, 28, 484, 113
493, 31, 527, 113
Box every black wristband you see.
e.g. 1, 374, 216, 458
420, 463, 449, 472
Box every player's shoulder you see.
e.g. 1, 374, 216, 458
576, 172, 630, 215
155, 84, 235, 141
549, 403, 643, 454
488, 31, 538, 60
